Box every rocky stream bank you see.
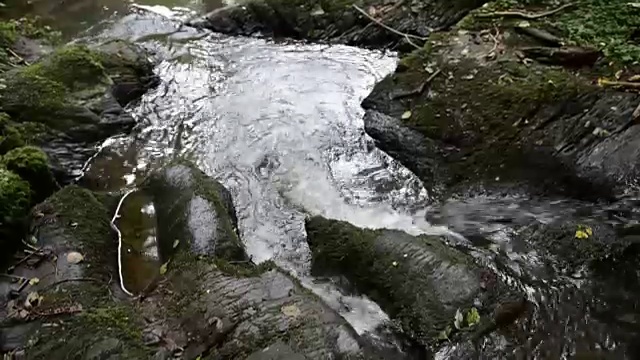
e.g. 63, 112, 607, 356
1, 0, 640, 359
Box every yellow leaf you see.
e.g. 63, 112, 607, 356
29, 277, 40, 286
575, 230, 588, 239
159, 261, 169, 275
401, 111, 412, 120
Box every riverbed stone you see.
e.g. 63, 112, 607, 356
0, 41, 156, 182
305, 215, 520, 348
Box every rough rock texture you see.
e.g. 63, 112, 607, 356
0, 163, 392, 359
139, 161, 380, 359
361, 29, 640, 201
0, 41, 157, 183
0, 186, 152, 358
305, 216, 520, 348
142, 160, 248, 262
189, 0, 487, 49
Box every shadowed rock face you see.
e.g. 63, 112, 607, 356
188, 0, 487, 50
305, 216, 520, 348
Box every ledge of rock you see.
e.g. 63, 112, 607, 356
305, 215, 523, 349
0, 40, 158, 183
188, 0, 486, 49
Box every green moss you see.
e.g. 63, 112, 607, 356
390, 32, 594, 189
306, 216, 468, 345
550, 0, 640, 64
40, 186, 115, 279
0, 167, 31, 223
2, 146, 56, 202
0, 112, 24, 154
461, 0, 640, 64
0, 66, 68, 121
0, 21, 17, 49
172, 159, 247, 262
35, 45, 109, 90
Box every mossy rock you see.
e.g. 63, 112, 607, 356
305, 216, 515, 347
362, 29, 638, 200
1, 146, 57, 202
142, 159, 248, 263
0, 167, 31, 224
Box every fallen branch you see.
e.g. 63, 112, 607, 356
598, 79, 640, 90
392, 69, 442, 99
476, 2, 575, 20
514, 26, 564, 46
352, 4, 426, 49
41, 277, 102, 292
6, 47, 30, 66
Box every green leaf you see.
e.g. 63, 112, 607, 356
437, 325, 452, 340
466, 307, 481, 327
401, 110, 412, 120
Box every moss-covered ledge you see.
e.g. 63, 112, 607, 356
362, 18, 640, 200
0, 186, 152, 358
305, 215, 523, 348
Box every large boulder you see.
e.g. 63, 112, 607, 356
136, 161, 384, 359
305, 216, 521, 348
188, 0, 486, 50
0, 41, 157, 183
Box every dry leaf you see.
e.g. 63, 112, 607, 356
401, 111, 412, 119
25, 291, 43, 309
66, 251, 84, 264
172, 239, 180, 249
29, 277, 40, 286
629, 74, 640, 82
281, 304, 301, 318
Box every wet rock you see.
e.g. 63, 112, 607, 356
361, 31, 640, 200
136, 161, 393, 359
245, 341, 305, 360
305, 215, 518, 347
0, 42, 156, 183
189, 0, 486, 49
0, 186, 152, 358
142, 160, 247, 262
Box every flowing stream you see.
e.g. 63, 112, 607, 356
11, 1, 639, 358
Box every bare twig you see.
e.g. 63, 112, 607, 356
41, 277, 102, 292
514, 26, 564, 46
598, 79, 640, 90
352, 4, 426, 49
111, 189, 136, 296
392, 69, 442, 99
6, 48, 30, 66
476, 2, 575, 20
